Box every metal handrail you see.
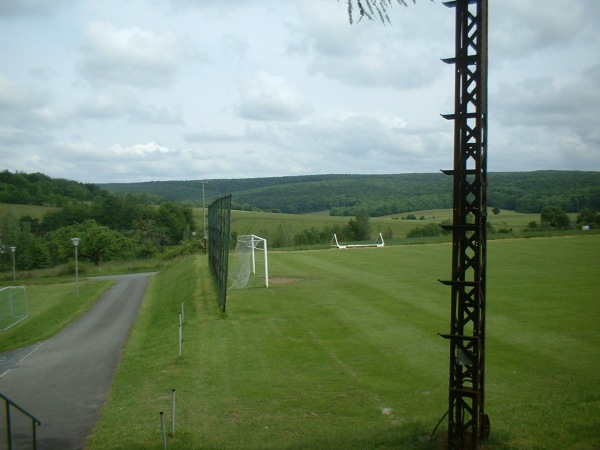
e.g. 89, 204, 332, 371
1, 392, 41, 450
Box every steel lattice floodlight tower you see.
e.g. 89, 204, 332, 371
439, 0, 490, 448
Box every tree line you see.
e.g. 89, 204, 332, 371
4, 168, 600, 223
99, 171, 600, 217
1, 187, 196, 274
0, 170, 103, 206
2, 169, 600, 273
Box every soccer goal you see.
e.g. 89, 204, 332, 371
229, 235, 269, 289
330, 232, 385, 249
0, 286, 29, 332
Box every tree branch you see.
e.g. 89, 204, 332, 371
343, 0, 418, 24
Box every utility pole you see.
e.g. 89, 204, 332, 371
201, 180, 208, 240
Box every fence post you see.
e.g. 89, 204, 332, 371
160, 411, 167, 449
171, 389, 176, 436
178, 322, 182, 357
6, 402, 12, 450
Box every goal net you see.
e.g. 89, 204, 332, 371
229, 235, 269, 289
0, 286, 29, 332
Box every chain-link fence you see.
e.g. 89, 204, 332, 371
207, 195, 231, 313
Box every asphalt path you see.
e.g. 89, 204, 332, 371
0, 272, 154, 450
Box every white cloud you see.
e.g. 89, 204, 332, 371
490, 0, 600, 57
494, 64, 600, 138
288, 1, 447, 90
75, 90, 183, 124
0, 75, 45, 110
0, 130, 53, 147
237, 72, 313, 121
0, 76, 66, 130
79, 22, 187, 88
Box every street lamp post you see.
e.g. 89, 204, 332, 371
71, 238, 80, 299
10, 246, 16, 282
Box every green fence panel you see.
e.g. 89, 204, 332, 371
207, 194, 232, 313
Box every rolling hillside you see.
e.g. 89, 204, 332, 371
100, 171, 600, 216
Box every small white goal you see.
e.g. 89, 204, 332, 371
330, 232, 385, 249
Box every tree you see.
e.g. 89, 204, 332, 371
271, 223, 294, 248
406, 222, 441, 238
540, 205, 570, 230
83, 223, 135, 266
156, 202, 195, 244
343, 209, 372, 241
576, 208, 599, 229
46, 220, 135, 267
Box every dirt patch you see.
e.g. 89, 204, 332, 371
269, 277, 305, 285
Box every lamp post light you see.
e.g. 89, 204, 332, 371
71, 238, 80, 299
10, 246, 16, 282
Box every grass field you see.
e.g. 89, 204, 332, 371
0, 202, 561, 249
86, 234, 600, 449
0, 203, 58, 220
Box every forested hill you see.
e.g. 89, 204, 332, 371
100, 171, 600, 216
0, 170, 103, 206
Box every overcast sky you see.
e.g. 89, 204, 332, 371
1, 0, 599, 184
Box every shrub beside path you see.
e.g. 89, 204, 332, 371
0, 272, 154, 450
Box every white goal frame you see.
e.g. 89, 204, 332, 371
0, 286, 29, 331
229, 234, 269, 289
330, 232, 385, 249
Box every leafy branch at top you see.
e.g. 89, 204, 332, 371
343, 0, 417, 24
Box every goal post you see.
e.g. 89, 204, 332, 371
0, 286, 29, 331
229, 235, 269, 289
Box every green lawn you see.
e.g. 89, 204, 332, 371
87, 234, 600, 449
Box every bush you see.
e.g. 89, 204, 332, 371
59, 260, 88, 276
541, 205, 570, 229
406, 223, 442, 238
162, 240, 205, 260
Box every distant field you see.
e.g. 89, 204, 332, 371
0, 203, 58, 219
0, 203, 556, 242
88, 234, 600, 449
193, 208, 544, 242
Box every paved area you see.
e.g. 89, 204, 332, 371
0, 272, 154, 450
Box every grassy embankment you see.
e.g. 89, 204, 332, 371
86, 234, 600, 449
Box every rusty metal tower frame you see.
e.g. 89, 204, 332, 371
439, 0, 489, 448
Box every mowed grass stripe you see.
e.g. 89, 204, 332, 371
214, 246, 459, 447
